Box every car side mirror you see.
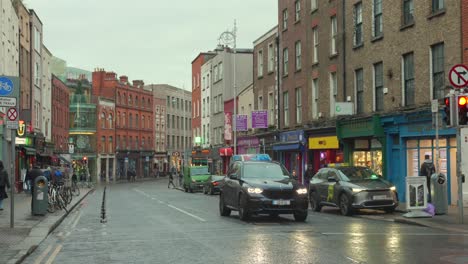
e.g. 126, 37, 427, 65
327, 177, 337, 182
229, 174, 238, 180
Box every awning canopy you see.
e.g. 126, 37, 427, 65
219, 147, 233, 157
22, 147, 36, 155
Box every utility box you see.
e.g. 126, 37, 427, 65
32, 176, 48, 216
430, 173, 448, 215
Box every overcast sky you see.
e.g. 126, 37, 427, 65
24, 0, 278, 90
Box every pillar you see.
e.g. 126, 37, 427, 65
106, 157, 110, 183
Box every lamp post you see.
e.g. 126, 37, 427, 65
219, 20, 237, 155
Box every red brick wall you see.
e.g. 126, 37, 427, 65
51, 76, 70, 153
463, 0, 468, 64
192, 54, 205, 142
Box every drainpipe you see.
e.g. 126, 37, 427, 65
276, 35, 281, 131
341, 0, 347, 101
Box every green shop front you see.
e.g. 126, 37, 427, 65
337, 115, 386, 177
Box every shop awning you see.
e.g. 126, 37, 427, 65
219, 147, 233, 157
272, 142, 301, 151
22, 147, 36, 155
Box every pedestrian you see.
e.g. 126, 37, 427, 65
419, 154, 436, 202
0, 161, 11, 211
168, 170, 175, 189
304, 164, 314, 187
291, 169, 297, 179
26, 164, 44, 211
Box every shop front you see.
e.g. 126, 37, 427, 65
337, 115, 386, 177
307, 134, 342, 173
153, 152, 167, 175
237, 136, 259, 154
218, 146, 233, 174
15, 136, 35, 192
273, 130, 306, 184
381, 109, 456, 204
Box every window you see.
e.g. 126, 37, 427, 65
214, 65, 218, 82
312, 78, 319, 119
172, 115, 175, 129
354, 2, 363, 46
34, 27, 40, 51
167, 96, 170, 107
129, 114, 133, 128
432, 0, 444, 13
355, 69, 364, 114
101, 136, 106, 153
117, 112, 120, 127
283, 9, 288, 30
34, 62, 40, 86
101, 112, 106, 128
206, 74, 210, 89
258, 96, 263, 110
268, 43, 274, 72
268, 93, 274, 125
330, 72, 337, 96
202, 76, 205, 89
213, 96, 217, 113
295, 41, 301, 70
311, 0, 317, 10
431, 43, 445, 99
295, 0, 301, 22
331, 16, 337, 54
258, 49, 264, 77
142, 115, 145, 129
203, 98, 205, 117
123, 113, 126, 127
176, 116, 179, 129
296, 88, 302, 124
135, 114, 139, 128
218, 62, 223, 80
403, 0, 414, 25
108, 114, 113, 128
283, 92, 289, 127
167, 114, 170, 128
373, 0, 383, 37
207, 97, 210, 116
403, 52, 415, 106
283, 48, 289, 76
129, 95, 133, 105
109, 137, 113, 153
374, 62, 384, 111
312, 27, 318, 64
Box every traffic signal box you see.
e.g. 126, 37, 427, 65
443, 94, 468, 126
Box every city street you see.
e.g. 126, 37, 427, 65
22, 179, 468, 264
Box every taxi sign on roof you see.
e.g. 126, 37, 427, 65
231, 154, 272, 162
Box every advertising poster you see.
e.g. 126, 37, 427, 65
236, 115, 248, 131
224, 112, 232, 141
406, 176, 427, 210
252, 110, 268, 129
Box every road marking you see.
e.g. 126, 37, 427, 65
71, 211, 82, 229
57, 232, 63, 237
323, 232, 468, 236
34, 245, 52, 264
347, 256, 360, 263
167, 204, 206, 222
45, 244, 63, 264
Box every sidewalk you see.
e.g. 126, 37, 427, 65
357, 204, 468, 233
0, 188, 94, 264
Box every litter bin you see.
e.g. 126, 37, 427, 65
32, 176, 48, 216
430, 173, 448, 215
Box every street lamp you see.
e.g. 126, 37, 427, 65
218, 20, 237, 155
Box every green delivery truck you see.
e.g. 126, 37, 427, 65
183, 165, 211, 193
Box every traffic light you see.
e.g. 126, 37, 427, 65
83, 156, 88, 164
443, 96, 451, 126
458, 95, 468, 125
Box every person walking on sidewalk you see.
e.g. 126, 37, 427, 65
304, 164, 314, 188
419, 154, 436, 203
168, 171, 175, 189
0, 161, 11, 211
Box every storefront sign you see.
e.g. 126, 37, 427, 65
15, 137, 27, 145
252, 110, 268, 129
406, 176, 428, 210
354, 139, 369, 149
280, 130, 304, 143
308, 136, 339, 149
236, 115, 248, 131
224, 112, 232, 141
237, 137, 259, 147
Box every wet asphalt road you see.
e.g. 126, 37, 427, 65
22, 179, 468, 264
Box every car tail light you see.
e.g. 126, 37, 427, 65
213, 182, 219, 186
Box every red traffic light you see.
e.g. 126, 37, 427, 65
445, 97, 450, 106
459, 96, 468, 107
83, 156, 88, 161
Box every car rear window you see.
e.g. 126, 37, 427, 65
243, 163, 290, 179
337, 167, 380, 181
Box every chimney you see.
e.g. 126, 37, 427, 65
132, 80, 144, 88
119, 75, 128, 84
105, 72, 117, 80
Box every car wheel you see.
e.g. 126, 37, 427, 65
309, 192, 322, 212
238, 194, 250, 221
384, 206, 396, 214
339, 193, 354, 216
184, 185, 188, 192
293, 210, 307, 222
189, 187, 193, 193
219, 193, 231, 217
203, 186, 208, 194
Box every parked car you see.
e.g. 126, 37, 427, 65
183, 165, 211, 193
203, 175, 225, 195
219, 160, 309, 222
308, 165, 398, 216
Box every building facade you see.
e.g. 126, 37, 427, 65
51, 75, 70, 155
41, 45, 52, 144
29, 10, 43, 135
152, 96, 167, 173
0, 0, 19, 77
96, 98, 116, 183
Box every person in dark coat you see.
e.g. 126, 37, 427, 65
0, 161, 11, 210
304, 164, 314, 187
419, 154, 436, 202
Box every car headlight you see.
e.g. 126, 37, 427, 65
296, 188, 307, 195
247, 187, 263, 194
191, 179, 196, 183
390, 186, 396, 191
352, 188, 365, 193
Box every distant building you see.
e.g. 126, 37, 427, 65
51, 75, 70, 155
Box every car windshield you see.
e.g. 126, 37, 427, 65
190, 167, 209, 176
243, 163, 290, 179
337, 167, 381, 181
212, 175, 225, 181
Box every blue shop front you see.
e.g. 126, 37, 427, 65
272, 130, 307, 184
381, 109, 456, 204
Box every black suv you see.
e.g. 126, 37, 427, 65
219, 160, 309, 222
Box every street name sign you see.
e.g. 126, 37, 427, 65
0, 97, 16, 107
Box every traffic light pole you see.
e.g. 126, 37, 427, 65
456, 126, 464, 224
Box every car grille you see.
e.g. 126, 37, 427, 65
363, 200, 394, 207
263, 189, 294, 200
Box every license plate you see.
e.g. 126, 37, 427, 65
272, 200, 290, 205
373, 195, 389, 200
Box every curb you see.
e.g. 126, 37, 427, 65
10, 188, 95, 264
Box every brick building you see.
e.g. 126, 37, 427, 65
51, 75, 70, 154
96, 98, 115, 182
92, 69, 154, 180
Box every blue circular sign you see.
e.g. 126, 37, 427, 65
0, 77, 14, 96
